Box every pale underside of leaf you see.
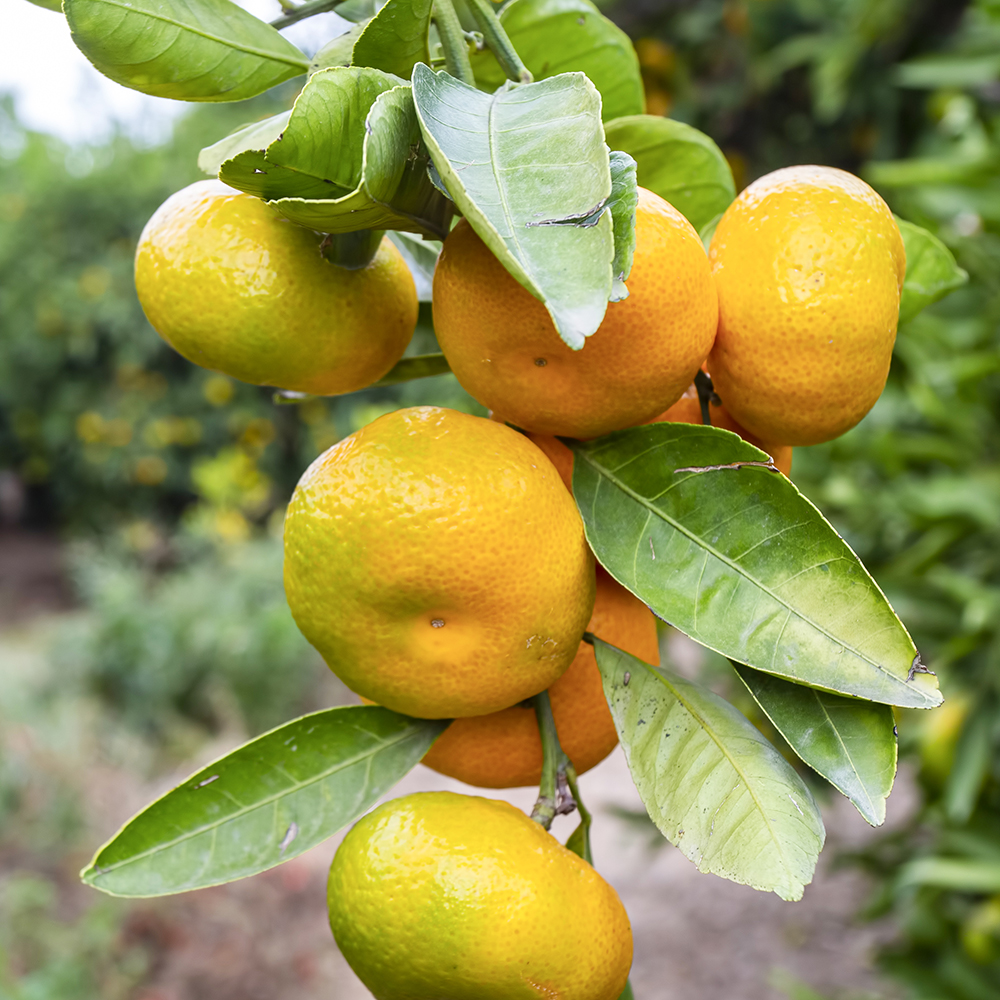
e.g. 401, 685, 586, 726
412, 63, 615, 348
596, 639, 824, 900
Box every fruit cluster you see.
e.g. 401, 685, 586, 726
134, 162, 905, 999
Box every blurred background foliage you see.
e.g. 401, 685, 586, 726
1, 0, 999, 996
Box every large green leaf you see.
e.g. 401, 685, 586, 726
197, 110, 291, 175
603, 115, 736, 233
469, 0, 644, 122
220, 68, 452, 238
351, 0, 432, 77
733, 664, 897, 826
595, 639, 825, 901
412, 64, 614, 349
82, 706, 447, 897
896, 217, 969, 324
64, 0, 309, 102
571, 424, 942, 710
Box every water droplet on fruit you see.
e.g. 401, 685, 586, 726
431, 618, 445, 628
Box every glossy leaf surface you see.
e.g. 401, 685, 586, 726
572, 423, 942, 709
897, 216, 969, 323
603, 115, 735, 233
220, 68, 452, 237
65, 0, 309, 102
351, 0, 432, 77
734, 663, 897, 826
82, 706, 447, 897
596, 639, 825, 900
412, 64, 614, 348
469, 0, 644, 122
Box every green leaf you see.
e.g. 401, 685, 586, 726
897, 857, 1000, 893
570, 423, 943, 710
387, 232, 441, 301
220, 68, 453, 238
607, 150, 638, 302
351, 0, 432, 77
733, 664, 897, 826
310, 22, 368, 75
412, 64, 615, 348
81, 706, 447, 897
595, 639, 825, 901
64, 0, 309, 102
603, 115, 736, 233
197, 110, 291, 175
469, 0, 644, 122
896, 217, 969, 324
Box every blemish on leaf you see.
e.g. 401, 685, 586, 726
649, 537, 656, 560
195, 774, 219, 788
623, 671, 631, 686
279, 822, 299, 854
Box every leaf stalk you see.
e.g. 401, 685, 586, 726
431, 0, 476, 87
270, 0, 344, 30
464, 0, 532, 83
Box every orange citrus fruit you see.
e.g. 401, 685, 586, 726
283, 406, 595, 719
433, 187, 719, 438
328, 791, 633, 1000
708, 165, 906, 445
422, 566, 660, 788
135, 180, 418, 395
650, 383, 793, 477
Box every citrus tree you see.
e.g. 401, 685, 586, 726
31, 0, 973, 993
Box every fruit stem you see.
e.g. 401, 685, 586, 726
432, 0, 477, 87
530, 691, 576, 830
271, 353, 453, 405
270, 0, 344, 30
694, 369, 717, 427
464, 0, 532, 84
319, 229, 385, 270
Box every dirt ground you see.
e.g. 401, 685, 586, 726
1, 530, 904, 1000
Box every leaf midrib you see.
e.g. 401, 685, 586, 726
90, 724, 431, 877
644, 658, 810, 891
577, 445, 921, 701
86, 0, 310, 70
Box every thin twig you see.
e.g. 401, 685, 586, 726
464, 0, 532, 83
270, 0, 344, 31
432, 0, 476, 86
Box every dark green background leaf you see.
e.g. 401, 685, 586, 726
571, 424, 942, 709
734, 663, 897, 826
596, 639, 825, 901
351, 0, 432, 78
469, 0, 644, 122
82, 706, 447, 897
412, 64, 614, 348
896, 216, 969, 323
65, 0, 309, 102
603, 115, 735, 233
